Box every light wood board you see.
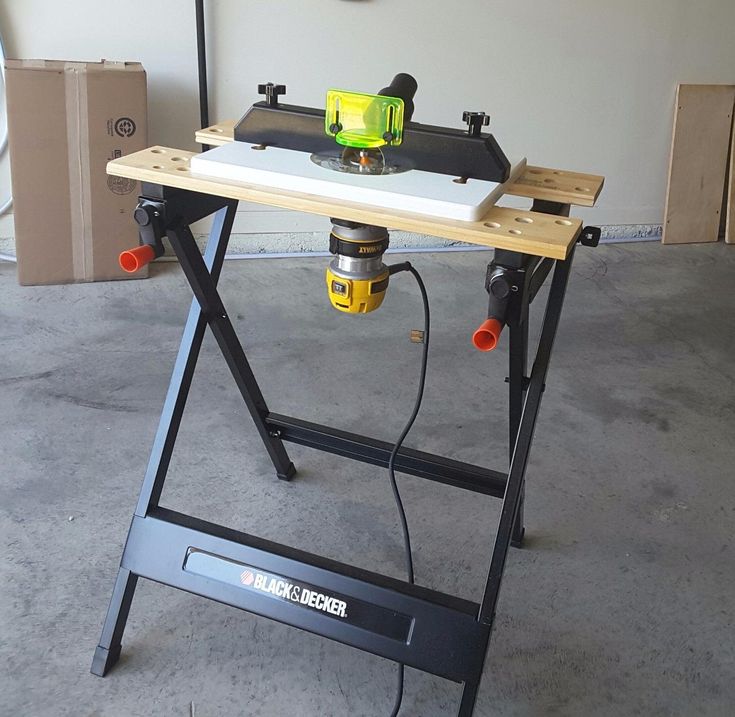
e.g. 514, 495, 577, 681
726, 112, 735, 244
504, 165, 604, 208
663, 84, 735, 244
108, 147, 583, 259
196, 120, 604, 208
196, 120, 236, 147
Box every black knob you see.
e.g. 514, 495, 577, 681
463, 111, 490, 137
132, 202, 165, 256
579, 226, 601, 247
257, 82, 286, 107
133, 202, 161, 227
133, 205, 151, 226
489, 272, 513, 299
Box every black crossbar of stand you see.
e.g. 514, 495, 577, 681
91, 185, 576, 717
123, 507, 488, 682
265, 413, 508, 497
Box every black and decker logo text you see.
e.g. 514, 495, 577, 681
241, 570, 348, 618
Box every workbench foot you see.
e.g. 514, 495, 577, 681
90, 643, 121, 677
91, 568, 138, 678
511, 526, 525, 549
458, 679, 480, 716
277, 462, 297, 482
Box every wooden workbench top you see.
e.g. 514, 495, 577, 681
108, 146, 589, 259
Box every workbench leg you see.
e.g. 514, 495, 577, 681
479, 251, 574, 628
505, 198, 570, 549
92, 202, 288, 677
92, 205, 238, 676
458, 679, 481, 716
508, 315, 529, 548
167, 221, 296, 482
91, 568, 138, 676
132, 203, 240, 517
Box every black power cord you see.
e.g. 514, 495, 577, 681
386, 262, 430, 716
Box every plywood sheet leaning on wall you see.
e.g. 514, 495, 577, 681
662, 84, 735, 244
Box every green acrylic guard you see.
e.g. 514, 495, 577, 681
325, 89, 405, 149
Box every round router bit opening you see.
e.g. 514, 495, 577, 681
310, 146, 411, 176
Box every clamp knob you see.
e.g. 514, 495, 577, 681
133, 205, 154, 227
472, 265, 518, 351
488, 272, 514, 299
579, 226, 601, 247
120, 200, 165, 273
258, 82, 286, 107
462, 111, 490, 137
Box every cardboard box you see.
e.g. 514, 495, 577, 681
5, 59, 148, 285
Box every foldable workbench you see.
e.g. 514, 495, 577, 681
91, 120, 604, 716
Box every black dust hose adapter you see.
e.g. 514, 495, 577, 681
378, 73, 418, 121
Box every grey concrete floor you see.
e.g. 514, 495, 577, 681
1, 241, 734, 717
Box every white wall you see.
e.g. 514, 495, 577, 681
1, 0, 734, 236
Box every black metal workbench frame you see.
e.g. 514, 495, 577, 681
91, 183, 576, 716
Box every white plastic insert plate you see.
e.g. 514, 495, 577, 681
190, 142, 526, 222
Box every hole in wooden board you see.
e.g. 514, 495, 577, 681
151, 149, 164, 154
251, 144, 267, 151
176, 167, 189, 172
555, 219, 573, 226
515, 217, 533, 224
508, 229, 523, 235
528, 169, 543, 175
484, 221, 502, 229
170, 157, 184, 162
152, 165, 163, 169
453, 177, 468, 184
209, 128, 224, 133
544, 179, 556, 184
575, 186, 590, 192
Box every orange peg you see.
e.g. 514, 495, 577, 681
472, 318, 504, 352
119, 245, 156, 273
